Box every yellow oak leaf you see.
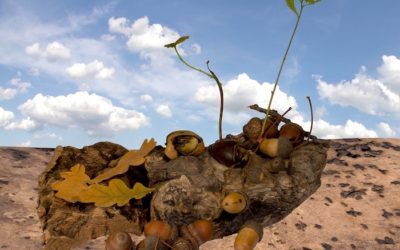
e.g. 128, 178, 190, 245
51, 163, 90, 203
79, 179, 154, 207
91, 138, 156, 184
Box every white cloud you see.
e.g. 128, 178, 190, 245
316, 68, 400, 115
0, 107, 14, 127
10, 78, 31, 92
0, 87, 17, 100
195, 73, 297, 125
100, 34, 115, 42
140, 94, 153, 102
108, 16, 181, 59
25, 41, 71, 61
377, 122, 396, 137
296, 119, 378, 139
156, 104, 172, 118
65, 60, 115, 79
377, 55, 400, 93
18, 91, 149, 136
5, 117, 37, 131
191, 43, 202, 55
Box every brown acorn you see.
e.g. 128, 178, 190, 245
165, 130, 205, 160
136, 236, 169, 250
171, 237, 196, 250
105, 231, 134, 250
180, 219, 214, 248
262, 118, 280, 138
279, 122, 304, 146
143, 220, 177, 242
258, 136, 293, 158
243, 118, 279, 142
234, 221, 263, 250
222, 191, 249, 214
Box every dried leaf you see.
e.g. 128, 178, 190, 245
79, 179, 154, 207
91, 138, 156, 184
51, 164, 90, 203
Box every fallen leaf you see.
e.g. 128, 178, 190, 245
91, 138, 157, 183
79, 179, 154, 207
51, 164, 90, 203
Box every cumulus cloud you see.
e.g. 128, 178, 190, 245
33, 132, 63, 140
65, 60, 115, 79
25, 41, 71, 61
377, 122, 396, 137
317, 59, 400, 115
108, 16, 182, 59
5, 117, 37, 131
0, 107, 14, 127
18, 91, 149, 136
377, 55, 400, 93
156, 104, 172, 118
195, 73, 297, 125
10, 78, 31, 92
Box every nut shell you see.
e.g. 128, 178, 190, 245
105, 231, 134, 250
222, 191, 249, 214
208, 140, 244, 167
165, 130, 205, 159
188, 219, 214, 244
279, 122, 304, 146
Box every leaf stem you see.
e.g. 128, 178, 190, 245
207, 61, 224, 140
259, 2, 305, 139
173, 47, 212, 78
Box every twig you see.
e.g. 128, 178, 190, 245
248, 104, 292, 124
306, 96, 314, 142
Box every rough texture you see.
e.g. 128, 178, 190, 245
36, 142, 148, 250
1, 138, 399, 249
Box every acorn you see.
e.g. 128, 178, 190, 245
180, 219, 214, 248
136, 236, 169, 250
279, 122, 304, 146
105, 231, 134, 250
171, 237, 196, 250
243, 118, 279, 142
222, 191, 249, 214
258, 136, 293, 158
143, 220, 177, 242
208, 140, 245, 167
165, 130, 205, 160
234, 221, 263, 250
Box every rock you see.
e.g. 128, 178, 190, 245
37, 142, 147, 250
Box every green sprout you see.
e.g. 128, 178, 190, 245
165, 37, 224, 140
259, 0, 321, 139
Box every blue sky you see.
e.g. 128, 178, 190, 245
0, 0, 399, 149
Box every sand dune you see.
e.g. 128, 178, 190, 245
0, 138, 399, 249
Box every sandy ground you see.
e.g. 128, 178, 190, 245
0, 138, 399, 250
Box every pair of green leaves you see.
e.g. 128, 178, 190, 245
285, 0, 321, 17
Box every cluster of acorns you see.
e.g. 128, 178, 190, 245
106, 218, 263, 250
105, 116, 306, 250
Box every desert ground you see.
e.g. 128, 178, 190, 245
0, 138, 399, 250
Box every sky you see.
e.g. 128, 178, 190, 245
0, 0, 399, 149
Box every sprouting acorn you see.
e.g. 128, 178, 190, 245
165, 130, 205, 160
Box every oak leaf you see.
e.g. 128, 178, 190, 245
79, 179, 154, 207
51, 163, 90, 203
91, 138, 157, 183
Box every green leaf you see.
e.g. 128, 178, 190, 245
285, 0, 299, 16
305, 0, 321, 5
164, 36, 190, 48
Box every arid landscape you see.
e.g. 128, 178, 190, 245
0, 138, 399, 250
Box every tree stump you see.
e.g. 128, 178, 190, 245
37, 127, 328, 249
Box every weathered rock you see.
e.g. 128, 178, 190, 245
37, 142, 147, 250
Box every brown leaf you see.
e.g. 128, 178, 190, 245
91, 138, 157, 183
51, 164, 90, 202
79, 179, 154, 207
